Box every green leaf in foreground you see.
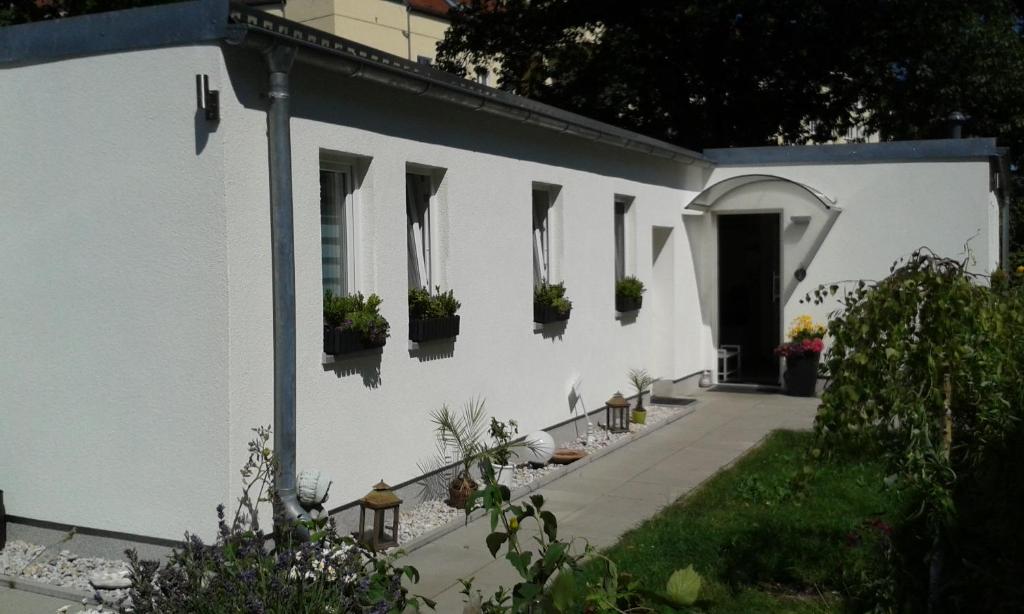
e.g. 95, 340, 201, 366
666, 565, 702, 606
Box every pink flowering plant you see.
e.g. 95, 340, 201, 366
774, 315, 826, 358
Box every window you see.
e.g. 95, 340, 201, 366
614, 198, 627, 281
417, 55, 433, 66
532, 188, 552, 286
320, 160, 357, 296
474, 66, 488, 86
406, 173, 432, 289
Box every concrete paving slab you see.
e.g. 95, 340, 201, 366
0, 586, 82, 614
396, 391, 817, 611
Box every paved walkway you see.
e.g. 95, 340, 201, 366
403, 390, 819, 612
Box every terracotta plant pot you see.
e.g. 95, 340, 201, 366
631, 408, 647, 424
447, 476, 477, 509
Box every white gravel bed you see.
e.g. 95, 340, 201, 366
397, 405, 683, 545
0, 540, 130, 612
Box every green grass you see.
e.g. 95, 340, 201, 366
603, 430, 903, 613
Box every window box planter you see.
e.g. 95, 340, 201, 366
615, 295, 643, 312
409, 315, 461, 343
323, 325, 387, 356
534, 303, 571, 324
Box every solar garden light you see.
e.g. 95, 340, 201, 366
357, 480, 402, 551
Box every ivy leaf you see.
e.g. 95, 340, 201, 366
665, 565, 702, 606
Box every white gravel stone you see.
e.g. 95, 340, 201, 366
394, 405, 684, 546
0, 540, 131, 609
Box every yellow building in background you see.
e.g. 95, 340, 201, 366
245, 0, 492, 82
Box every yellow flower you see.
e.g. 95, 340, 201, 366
509, 517, 519, 531
1016, 265, 1024, 274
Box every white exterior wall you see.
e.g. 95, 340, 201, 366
0, 46, 231, 540
219, 52, 709, 509
692, 162, 997, 343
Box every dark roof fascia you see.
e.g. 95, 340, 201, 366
705, 138, 1000, 167
0, 0, 229, 65
228, 5, 709, 165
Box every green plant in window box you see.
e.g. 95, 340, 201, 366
533, 282, 572, 324
323, 290, 390, 355
615, 276, 645, 312
409, 286, 462, 342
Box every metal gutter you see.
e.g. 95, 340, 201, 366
227, 4, 709, 165
706, 138, 1000, 167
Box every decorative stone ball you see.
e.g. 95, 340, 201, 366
297, 470, 332, 507
515, 430, 555, 465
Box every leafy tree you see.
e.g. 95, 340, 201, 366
0, 0, 175, 26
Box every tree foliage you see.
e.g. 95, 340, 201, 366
438, 1, 1024, 150
810, 250, 1024, 610
0, 0, 175, 25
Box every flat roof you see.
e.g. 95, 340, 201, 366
706, 138, 1000, 166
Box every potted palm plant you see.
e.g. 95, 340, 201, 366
408, 286, 461, 343
627, 368, 654, 424
615, 276, 646, 312
534, 281, 572, 324
323, 291, 390, 355
428, 398, 487, 509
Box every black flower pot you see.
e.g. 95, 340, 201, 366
324, 326, 386, 356
615, 295, 642, 312
534, 303, 571, 324
784, 352, 820, 397
409, 315, 461, 343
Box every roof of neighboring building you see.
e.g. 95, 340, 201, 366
407, 0, 463, 18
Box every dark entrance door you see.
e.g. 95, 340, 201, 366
717, 213, 781, 385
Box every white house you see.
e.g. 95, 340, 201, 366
0, 0, 1008, 542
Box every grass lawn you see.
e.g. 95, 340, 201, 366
602, 430, 903, 613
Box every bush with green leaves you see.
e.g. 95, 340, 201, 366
533, 282, 572, 314
408, 286, 461, 320
459, 460, 703, 613
324, 290, 390, 345
123, 427, 431, 614
810, 249, 1024, 610
615, 276, 645, 301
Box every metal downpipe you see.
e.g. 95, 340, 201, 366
264, 43, 309, 538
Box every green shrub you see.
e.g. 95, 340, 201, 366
408, 286, 461, 320
124, 427, 431, 614
810, 249, 1024, 610
534, 282, 572, 314
614, 276, 645, 301
324, 290, 390, 345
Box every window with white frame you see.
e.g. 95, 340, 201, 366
614, 197, 630, 281
320, 160, 357, 296
406, 173, 433, 289
532, 187, 552, 286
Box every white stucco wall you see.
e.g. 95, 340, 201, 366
0, 46, 231, 540
218, 49, 709, 510
692, 161, 997, 345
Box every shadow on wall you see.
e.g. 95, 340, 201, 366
323, 351, 382, 388
534, 320, 568, 341
219, 47, 695, 190
408, 339, 456, 362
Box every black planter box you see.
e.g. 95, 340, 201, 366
409, 315, 461, 343
534, 303, 571, 324
615, 295, 643, 312
784, 352, 820, 397
323, 326, 386, 356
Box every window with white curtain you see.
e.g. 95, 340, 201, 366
532, 188, 551, 286
406, 173, 432, 289
614, 198, 628, 281
320, 161, 356, 296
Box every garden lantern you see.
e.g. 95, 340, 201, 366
605, 392, 630, 433
357, 480, 402, 551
